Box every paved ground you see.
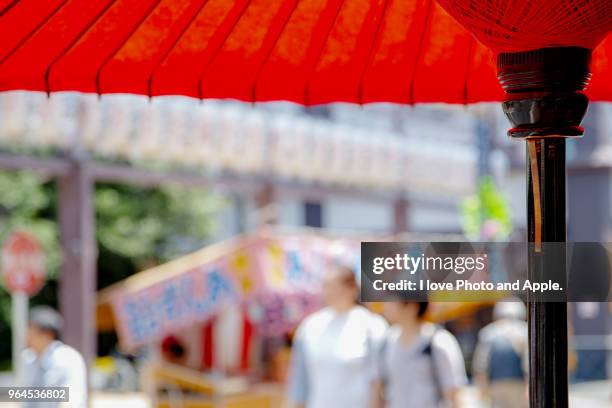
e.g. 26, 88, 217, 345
91, 392, 150, 408
459, 382, 612, 407
570, 381, 612, 407
89, 383, 612, 407
0, 380, 609, 407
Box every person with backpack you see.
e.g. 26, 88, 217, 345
472, 300, 528, 408
371, 301, 467, 408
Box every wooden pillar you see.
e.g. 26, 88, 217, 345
392, 197, 409, 234
58, 159, 97, 363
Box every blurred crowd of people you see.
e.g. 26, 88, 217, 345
18, 264, 529, 408
286, 264, 528, 408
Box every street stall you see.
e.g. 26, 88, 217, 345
96, 228, 493, 407
96, 228, 360, 408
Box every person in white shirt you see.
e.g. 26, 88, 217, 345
286, 264, 388, 408
372, 301, 467, 408
22, 306, 88, 408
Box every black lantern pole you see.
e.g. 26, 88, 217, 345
498, 46, 591, 408
525, 138, 568, 407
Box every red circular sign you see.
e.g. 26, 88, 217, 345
1, 231, 46, 296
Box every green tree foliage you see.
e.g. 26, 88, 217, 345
0, 171, 224, 367
95, 182, 224, 287
461, 176, 512, 241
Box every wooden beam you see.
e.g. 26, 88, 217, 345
89, 162, 405, 200
57, 159, 97, 363
0, 152, 71, 177
0, 152, 406, 200
88, 162, 259, 193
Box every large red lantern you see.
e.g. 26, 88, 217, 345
438, 0, 612, 138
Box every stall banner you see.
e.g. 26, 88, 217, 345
112, 262, 238, 349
